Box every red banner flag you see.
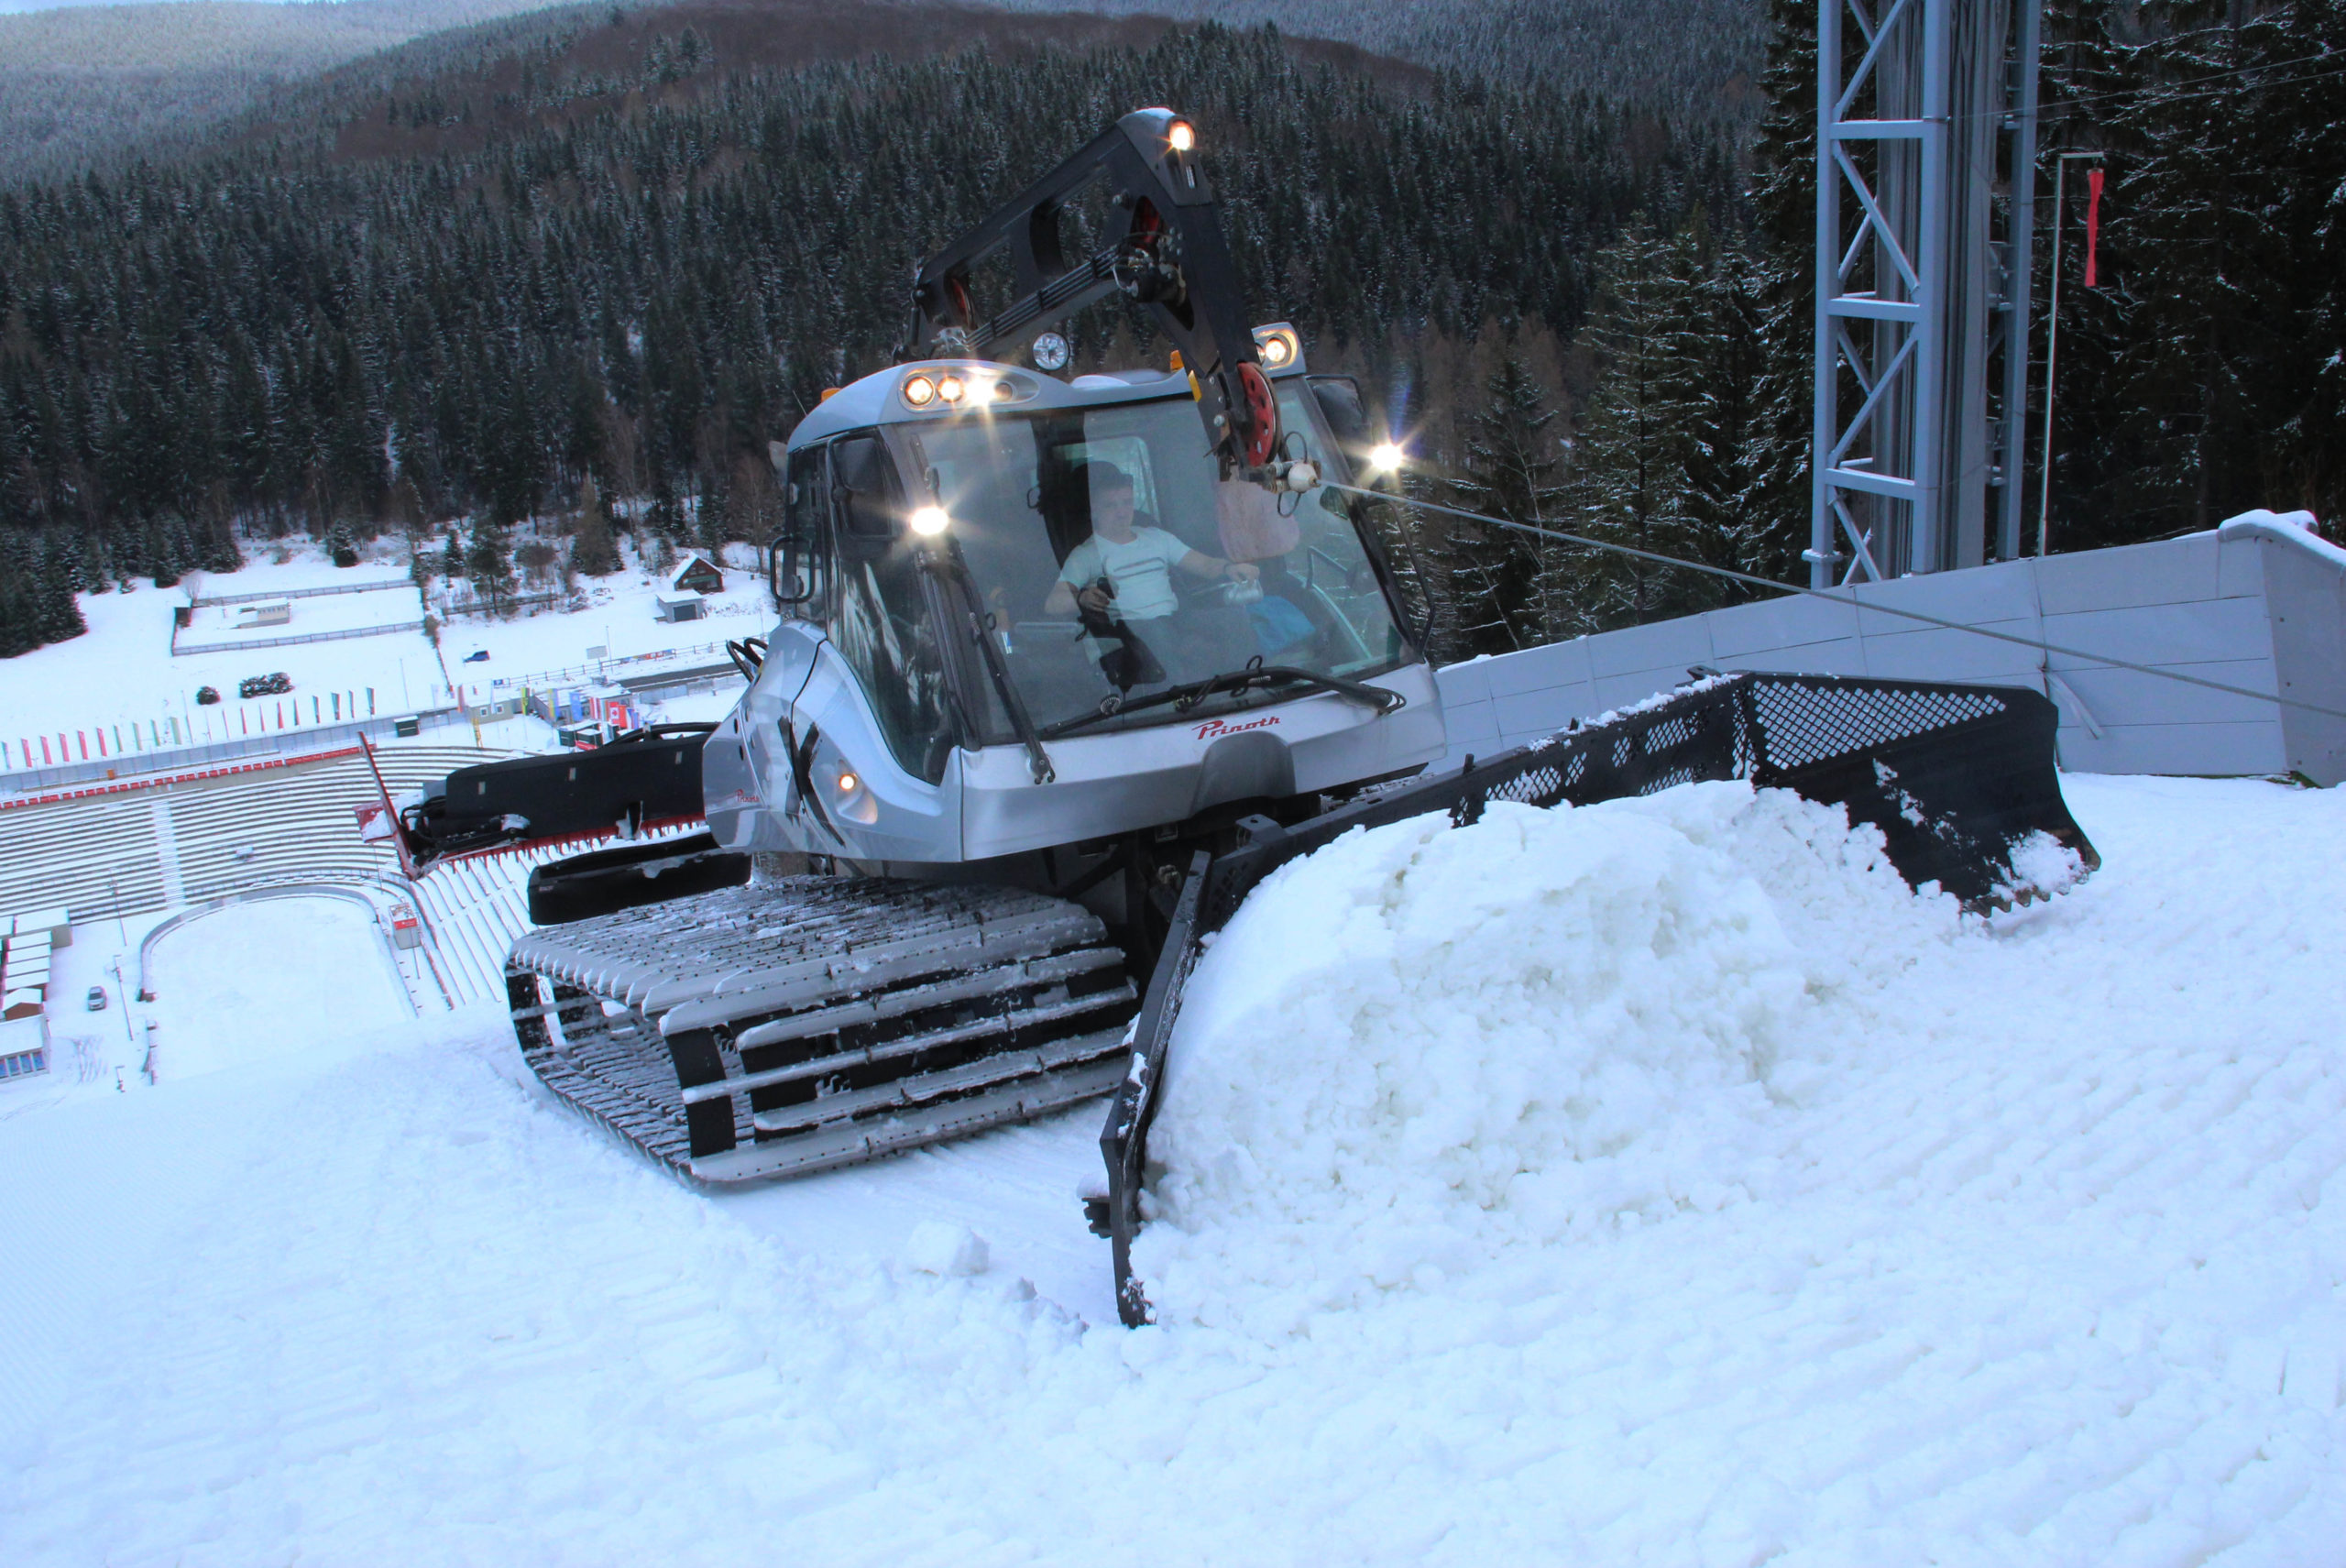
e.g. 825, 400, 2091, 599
2083, 167, 2105, 288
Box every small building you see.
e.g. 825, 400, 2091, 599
236, 601, 292, 629
669, 553, 726, 596
654, 589, 706, 624
0, 908, 67, 1082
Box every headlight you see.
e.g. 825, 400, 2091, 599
938, 374, 966, 404
907, 506, 950, 537
902, 374, 936, 408
1367, 442, 1406, 473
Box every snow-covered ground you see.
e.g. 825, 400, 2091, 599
1, 773, 2341, 1564
144, 899, 410, 1078
3, 537, 773, 762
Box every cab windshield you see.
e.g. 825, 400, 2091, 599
900, 392, 1406, 741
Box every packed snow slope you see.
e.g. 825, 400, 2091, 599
145, 897, 409, 1078
2, 774, 2341, 1565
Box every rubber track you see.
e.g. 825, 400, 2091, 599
506, 876, 1137, 1181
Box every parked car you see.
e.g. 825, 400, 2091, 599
463, 649, 491, 663
237, 672, 293, 699
86, 985, 107, 1013
194, 685, 221, 705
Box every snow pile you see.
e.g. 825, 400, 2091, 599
904, 1219, 992, 1277
1139, 783, 1947, 1325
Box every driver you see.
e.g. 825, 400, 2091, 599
1043, 464, 1257, 622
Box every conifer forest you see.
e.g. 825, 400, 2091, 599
0, 0, 2340, 661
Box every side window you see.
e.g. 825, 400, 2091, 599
780, 446, 832, 615
823, 434, 954, 784
1258, 384, 1406, 671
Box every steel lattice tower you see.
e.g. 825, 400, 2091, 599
1811, 0, 2043, 586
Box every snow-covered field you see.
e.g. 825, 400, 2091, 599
2, 773, 2341, 1565
3, 538, 772, 760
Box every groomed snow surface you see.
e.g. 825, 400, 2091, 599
4, 773, 2342, 1565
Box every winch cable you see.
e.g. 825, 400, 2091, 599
1328, 483, 2346, 725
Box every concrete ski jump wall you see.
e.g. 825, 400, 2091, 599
1434, 514, 2346, 786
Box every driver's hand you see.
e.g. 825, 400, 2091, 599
1077, 583, 1114, 612
1225, 562, 1261, 583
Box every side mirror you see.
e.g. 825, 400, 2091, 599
768, 524, 809, 604
773, 452, 824, 606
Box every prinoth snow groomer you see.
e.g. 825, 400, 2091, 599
399, 113, 2097, 1316
403, 110, 1444, 1179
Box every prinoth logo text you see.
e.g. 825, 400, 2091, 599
1194, 714, 1281, 741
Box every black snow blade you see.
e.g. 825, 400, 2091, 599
1101, 672, 2099, 1324
1729, 675, 2098, 909
401, 723, 715, 868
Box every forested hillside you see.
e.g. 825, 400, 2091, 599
0, 11, 1745, 656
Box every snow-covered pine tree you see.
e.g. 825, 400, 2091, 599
1672, 245, 1786, 606
1743, 0, 1823, 584
570, 476, 622, 576
1444, 351, 1567, 652
466, 518, 515, 612
0, 532, 37, 658
37, 531, 87, 646
143, 515, 188, 589
198, 493, 244, 575
1561, 221, 1698, 632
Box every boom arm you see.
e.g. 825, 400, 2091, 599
907, 107, 1280, 477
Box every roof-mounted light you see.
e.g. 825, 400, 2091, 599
900, 365, 1039, 411
1367, 441, 1406, 474
1251, 323, 1300, 373
908, 506, 951, 537
1168, 120, 1196, 153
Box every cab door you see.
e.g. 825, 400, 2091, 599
718, 432, 963, 863
704, 444, 832, 850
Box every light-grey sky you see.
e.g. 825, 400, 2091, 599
1, 0, 320, 11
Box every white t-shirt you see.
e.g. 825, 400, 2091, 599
1057, 527, 1192, 620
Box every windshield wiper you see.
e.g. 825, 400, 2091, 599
926, 555, 1057, 784
1037, 663, 1405, 740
